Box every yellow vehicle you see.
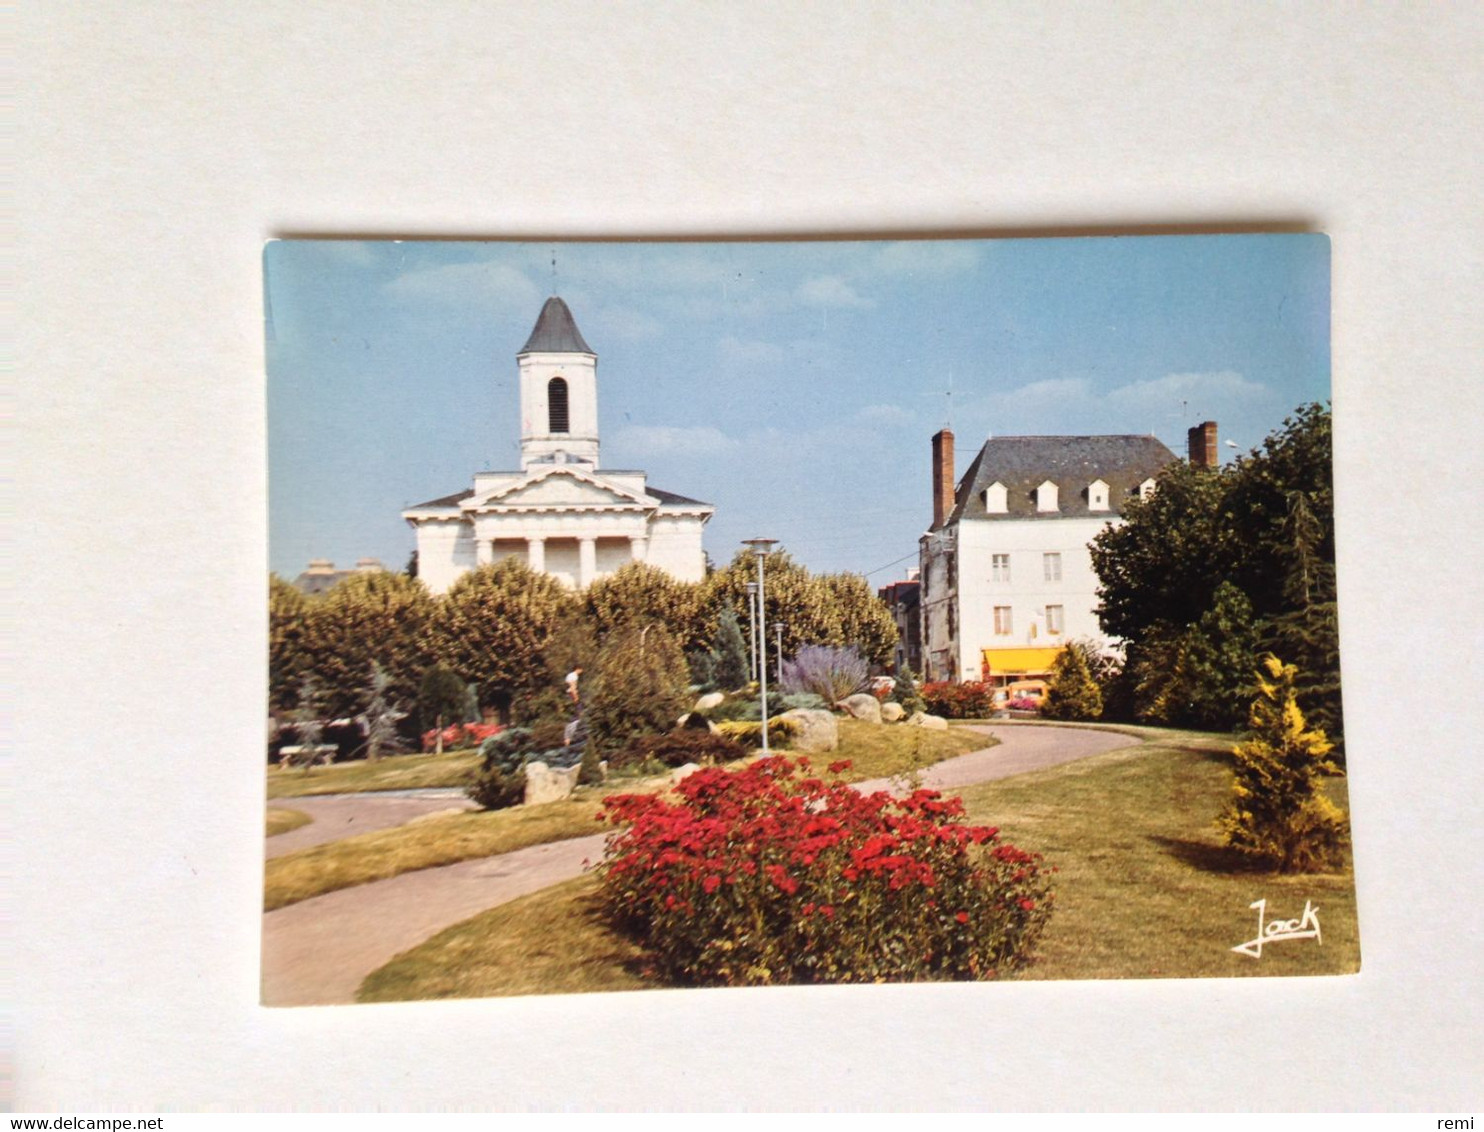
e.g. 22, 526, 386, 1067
1005, 680, 1049, 709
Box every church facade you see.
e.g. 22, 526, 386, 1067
919, 426, 1203, 684
403, 297, 714, 595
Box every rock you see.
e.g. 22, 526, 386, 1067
880, 701, 905, 723
838, 693, 884, 724
677, 711, 717, 732
906, 711, 949, 731
780, 709, 839, 753
693, 691, 725, 712
523, 760, 581, 805
670, 762, 701, 784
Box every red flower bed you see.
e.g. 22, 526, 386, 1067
421, 722, 502, 752
598, 755, 1054, 986
921, 681, 998, 719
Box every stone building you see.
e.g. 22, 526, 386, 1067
403, 297, 714, 594
918, 424, 1216, 684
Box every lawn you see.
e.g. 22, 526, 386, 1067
355, 729, 1358, 1000
265, 719, 986, 910
265, 807, 312, 837
266, 748, 483, 799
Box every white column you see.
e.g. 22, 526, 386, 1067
527, 537, 546, 574
629, 535, 647, 563
578, 537, 597, 589
475, 537, 492, 566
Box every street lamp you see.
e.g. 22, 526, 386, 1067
741, 538, 779, 751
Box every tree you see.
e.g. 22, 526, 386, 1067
356, 662, 407, 761
1219, 655, 1347, 873
703, 550, 899, 668
889, 662, 926, 715
1042, 642, 1104, 721
585, 562, 705, 651
268, 575, 312, 714
417, 664, 468, 755
426, 559, 577, 717
286, 675, 326, 771
583, 623, 691, 756
1091, 404, 1341, 742
710, 604, 749, 691
307, 571, 434, 719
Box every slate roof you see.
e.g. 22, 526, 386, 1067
406, 488, 473, 511
648, 486, 713, 508
946, 434, 1178, 524
518, 296, 595, 355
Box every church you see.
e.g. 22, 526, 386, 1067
403, 297, 715, 595
918, 424, 1214, 684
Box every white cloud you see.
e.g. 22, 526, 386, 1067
1009, 377, 1094, 401
382, 261, 540, 307
867, 240, 983, 279
718, 335, 784, 365
613, 424, 740, 457
795, 275, 874, 309
1106, 370, 1268, 410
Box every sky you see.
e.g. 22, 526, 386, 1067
265, 235, 1330, 582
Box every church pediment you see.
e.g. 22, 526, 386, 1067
466, 467, 652, 511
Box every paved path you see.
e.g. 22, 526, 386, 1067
261, 723, 1140, 1007
266, 791, 477, 859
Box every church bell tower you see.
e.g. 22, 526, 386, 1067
516, 296, 599, 471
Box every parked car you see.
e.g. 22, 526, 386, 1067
1006, 680, 1049, 711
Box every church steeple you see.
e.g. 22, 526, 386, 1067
516, 297, 600, 471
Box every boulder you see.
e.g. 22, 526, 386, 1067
693, 691, 726, 712
780, 708, 839, 753
670, 762, 701, 784
906, 711, 949, 731
880, 701, 906, 723
838, 693, 884, 724
523, 760, 581, 805
677, 711, 717, 732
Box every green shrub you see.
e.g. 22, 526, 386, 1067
780, 692, 828, 712
465, 728, 533, 810
611, 730, 750, 770
584, 624, 692, 753
715, 717, 799, 748
889, 664, 927, 715
1042, 643, 1104, 721
706, 691, 786, 722
599, 756, 1054, 986
1219, 656, 1347, 872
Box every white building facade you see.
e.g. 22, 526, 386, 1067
404, 297, 714, 594
919, 429, 1179, 684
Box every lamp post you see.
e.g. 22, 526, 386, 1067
745, 581, 759, 682
741, 538, 778, 751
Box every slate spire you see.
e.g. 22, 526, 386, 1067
518, 295, 594, 355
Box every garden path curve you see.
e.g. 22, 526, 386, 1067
266, 791, 477, 859
260, 723, 1139, 1007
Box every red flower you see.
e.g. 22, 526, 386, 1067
955, 911, 970, 924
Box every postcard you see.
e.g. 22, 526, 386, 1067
262, 235, 1355, 1006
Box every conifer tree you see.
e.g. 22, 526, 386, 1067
711, 604, 749, 691
1042, 643, 1104, 721
1219, 655, 1347, 873
890, 663, 927, 715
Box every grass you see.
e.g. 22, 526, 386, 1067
265, 807, 313, 837
264, 719, 985, 910
354, 728, 1358, 1000
266, 748, 483, 799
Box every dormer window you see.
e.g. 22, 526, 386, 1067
1088, 479, 1109, 511
983, 481, 1008, 513
1036, 480, 1059, 513
547, 377, 570, 433
1138, 478, 1157, 501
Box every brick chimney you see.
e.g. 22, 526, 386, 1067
1187, 421, 1218, 468
931, 429, 955, 529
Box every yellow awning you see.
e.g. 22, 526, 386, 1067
980, 646, 1063, 675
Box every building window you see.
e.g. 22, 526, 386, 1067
547, 377, 570, 433
991, 553, 1010, 583
1138, 478, 1157, 501
983, 481, 1008, 513
1043, 552, 1062, 582
1088, 479, 1109, 511
1037, 480, 1059, 512
1046, 604, 1064, 634
994, 606, 1013, 635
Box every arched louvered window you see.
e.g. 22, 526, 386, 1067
547, 377, 570, 433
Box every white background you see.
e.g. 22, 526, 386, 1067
15, 2, 1483, 1112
